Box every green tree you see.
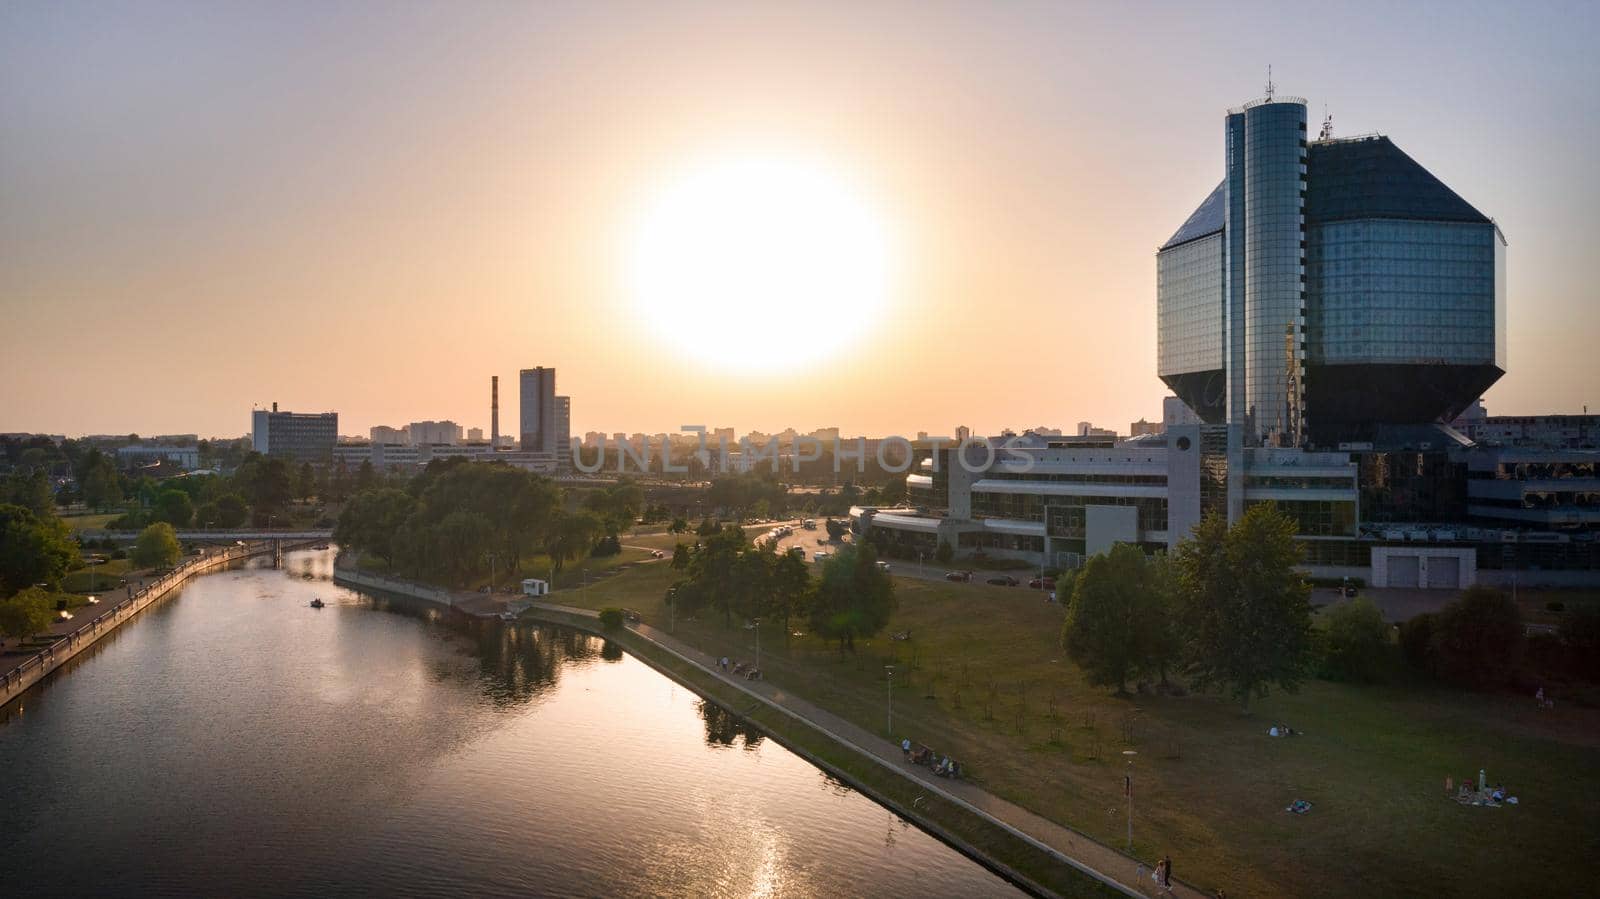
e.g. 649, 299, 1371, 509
1319, 597, 1393, 683
808, 543, 896, 653
1430, 585, 1522, 689
213, 493, 249, 528
0, 587, 55, 643
131, 522, 182, 569
770, 547, 813, 640
1061, 543, 1161, 694
436, 509, 493, 587
297, 462, 317, 503
334, 488, 417, 569
671, 542, 691, 571
237, 454, 294, 521
824, 518, 848, 542
13, 468, 55, 518
81, 453, 122, 511
0, 504, 80, 596
668, 516, 688, 535
356, 459, 377, 493
153, 489, 194, 528
545, 510, 602, 578
1175, 505, 1314, 712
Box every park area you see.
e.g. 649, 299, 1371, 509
561, 558, 1600, 899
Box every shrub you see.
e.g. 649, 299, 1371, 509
590, 534, 622, 557
1430, 585, 1523, 689
1319, 598, 1393, 683
598, 607, 624, 630
131, 522, 182, 569
1398, 613, 1436, 673
1559, 606, 1600, 681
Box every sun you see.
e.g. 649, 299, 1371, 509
627, 158, 895, 370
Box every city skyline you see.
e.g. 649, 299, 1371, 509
4, 2, 1597, 439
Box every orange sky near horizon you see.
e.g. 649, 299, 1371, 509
2, 2, 1596, 440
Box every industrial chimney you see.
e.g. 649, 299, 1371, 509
491, 376, 499, 448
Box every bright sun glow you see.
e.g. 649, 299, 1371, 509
628, 159, 895, 370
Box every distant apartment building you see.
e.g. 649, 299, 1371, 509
409, 420, 462, 445
251, 404, 337, 463
1129, 418, 1164, 438
1075, 422, 1117, 438
370, 425, 408, 445
520, 367, 557, 453
467, 427, 484, 442
333, 441, 559, 475
116, 444, 201, 471
1456, 411, 1600, 449
554, 396, 571, 465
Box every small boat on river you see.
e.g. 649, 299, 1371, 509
310, 598, 326, 609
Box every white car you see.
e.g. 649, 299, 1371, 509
813, 551, 831, 563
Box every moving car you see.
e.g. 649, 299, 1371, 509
986, 575, 1020, 587
945, 571, 972, 583
875, 561, 891, 573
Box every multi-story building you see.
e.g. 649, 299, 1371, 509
334, 441, 559, 474
370, 425, 408, 445
852, 91, 1598, 588
408, 420, 462, 446
520, 367, 556, 454
554, 396, 571, 466
1129, 419, 1163, 438
116, 444, 201, 471
251, 404, 337, 463
467, 427, 484, 442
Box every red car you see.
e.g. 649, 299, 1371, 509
1028, 577, 1056, 590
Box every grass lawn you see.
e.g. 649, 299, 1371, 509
60, 558, 134, 596
60, 512, 118, 532
558, 564, 1600, 899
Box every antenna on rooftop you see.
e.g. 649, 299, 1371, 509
1265, 64, 1275, 101
1319, 104, 1333, 141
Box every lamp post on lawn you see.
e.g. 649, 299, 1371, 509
1122, 749, 1137, 852
885, 664, 895, 737
753, 617, 762, 672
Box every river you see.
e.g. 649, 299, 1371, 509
0, 547, 1020, 897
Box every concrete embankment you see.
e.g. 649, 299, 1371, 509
1, 541, 306, 709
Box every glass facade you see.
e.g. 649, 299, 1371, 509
1238, 101, 1308, 447
1157, 232, 1224, 377
1306, 220, 1498, 365
1246, 499, 1356, 536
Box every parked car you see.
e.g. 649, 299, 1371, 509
945, 571, 972, 583
875, 561, 891, 573
986, 575, 1020, 587
813, 552, 831, 563
1028, 577, 1057, 590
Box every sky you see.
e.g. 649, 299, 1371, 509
2, 1, 1597, 440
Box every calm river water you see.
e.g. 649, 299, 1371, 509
0, 548, 1019, 898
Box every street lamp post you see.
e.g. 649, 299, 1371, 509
753, 617, 762, 671
1122, 749, 1138, 851
885, 664, 895, 736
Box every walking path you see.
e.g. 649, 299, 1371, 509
527, 599, 1206, 899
